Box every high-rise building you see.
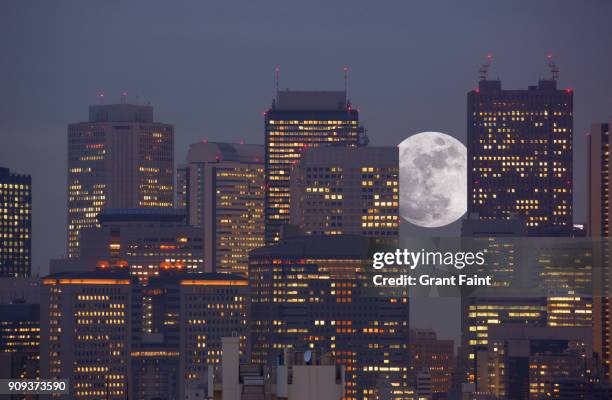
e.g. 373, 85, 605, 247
264, 90, 366, 244
40, 266, 249, 400
462, 293, 548, 390
290, 146, 399, 238
0, 167, 31, 277
0, 302, 40, 390
179, 142, 265, 275
589, 123, 611, 238
480, 325, 595, 400
249, 235, 409, 400
588, 122, 612, 381
40, 270, 135, 399
67, 103, 174, 258
133, 272, 250, 400
467, 79, 573, 235
79, 208, 204, 281
408, 329, 455, 397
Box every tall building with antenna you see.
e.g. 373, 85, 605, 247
467, 57, 573, 235
264, 88, 367, 244
67, 102, 174, 258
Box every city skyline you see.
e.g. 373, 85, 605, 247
2, 1, 612, 274
2, 2, 612, 399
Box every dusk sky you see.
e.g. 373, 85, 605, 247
1, 0, 611, 281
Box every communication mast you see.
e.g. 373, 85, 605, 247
343, 66, 349, 97
546, 54, 559, 81
479, 53, 493, 81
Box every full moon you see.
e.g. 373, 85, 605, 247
399, 131, 467, 228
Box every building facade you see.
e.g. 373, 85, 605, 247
462, 293, 548, 391
0, 167, 31, 277
79, 208, 203, 281
264, 90, 366, 244
479, 326, 595, 400
408, 329, 455, 397
290, 146, 399, 238
467, 79, 573, 235
67, 104, 174, 258
179, 142, 264, 275
40, 271, 135, 399
0, 302, 40, 393
588, 122, 612, 381
133, 272, 250, 400
249, 235, 409, 400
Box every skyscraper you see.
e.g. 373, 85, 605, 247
480, 325, 595, 399
67, 103, 174, 258
467, 79, 573, 235
134, 271, 250, 399
264, 90, 366, 244
0, 167, 31, 277
588, 122, 611, 381
588, 123, 610, 237
249, 235, 410, 400
290, 146, 399, 238
180, 142, 264, 275
462, 292, 548, 390
40, 270, 135, 399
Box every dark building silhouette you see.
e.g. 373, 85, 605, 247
467, 79, 573, 236
0, 302, 40, 394
588, 122, 612, 382
264, 90, 366, 244
0, 167, 31, 277
249, 235, 409, 399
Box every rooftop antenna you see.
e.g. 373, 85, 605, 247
98, 90, 106, 105
479, 53, 493, 81
343, 66, 349, 97
275, 65, 280, 92
546, 53, 559, 81
121, 91, 128, 104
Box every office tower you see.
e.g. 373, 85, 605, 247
480, 326, 595, 400
290, 146, 399, 237
408, 329, 455, 396
136, 272, 250, 399
0, 302, 40, 388
79, 208, 204, 281
249, 235, 410, 400
180, 142, 264, 275
264, 90, 366, 244
589, 123, 611, 237
0, 167, 32, 277
534, 237, 593, 329
40, 270, 135, 399
67, 103, 174, 258
588, 122, 612, 381
462, 293, 547, 390
467, 79, 573, 235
